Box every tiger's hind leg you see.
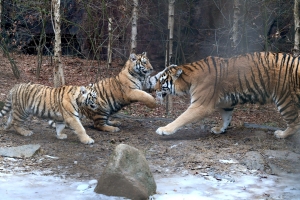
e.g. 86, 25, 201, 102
211, 108, 233, 134
55, 122, 67, 139
93, 115, 120, 132
9, 112, 33, 136
107, 119, 121, 126
13, 126, 34, 136
94, 123, 120, 132
274, 94, 300, 138
3, 112, 13, 130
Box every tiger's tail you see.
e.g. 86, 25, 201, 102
0, 95, 12, 118
48, 120, 56, 128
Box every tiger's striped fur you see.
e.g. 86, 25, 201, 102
0, 83, 98, 144
79, 52, 156, 132
153, 52, 300, 139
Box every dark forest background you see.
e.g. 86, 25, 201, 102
1, 0, 295, 69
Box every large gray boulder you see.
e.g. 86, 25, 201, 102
241, 151, 265, 171
94, 144, 156, 200
0, 144, 41, 158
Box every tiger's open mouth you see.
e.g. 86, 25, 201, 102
87, 99, 98, 110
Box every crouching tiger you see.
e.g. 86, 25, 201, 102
79, 52, 156, 132
151, 52, 300, 139
0, 83, 98, 144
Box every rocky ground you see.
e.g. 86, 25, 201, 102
0, 53, 300, 199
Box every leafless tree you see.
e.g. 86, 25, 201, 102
52, 0, 65, 87
0, 0, 2, 30
0, 0, 20, 79
107, 17, 112, 68
166, 0, 175, 65
293, 0, 300, 56
131, 0, 138, 53
165, 0, 175, 115
232, 0, 241, 53
36, 8, 47, 78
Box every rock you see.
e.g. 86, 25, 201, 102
264, 150, 300, 174
241, 151, 265, 171
0, 144, 41, 158
288, 132, 300, 146
267, 163, 284, 175
94, 144, 156, 200
264, 150, 300, 161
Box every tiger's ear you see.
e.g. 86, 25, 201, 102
88, 83, 95, 89
142, 52, 147, 57
172, 69, 182, 80
130, 53, 137, 61
80, 86, 87, 94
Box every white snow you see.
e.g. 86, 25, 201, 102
218, 159, 239, 164
0, 171, 299, 200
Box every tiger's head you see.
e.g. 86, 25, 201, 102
127, 52, 153, 77
78, 84, 98, 110
154, 65, 182, 103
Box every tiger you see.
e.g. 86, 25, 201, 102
0, 83, 98, 144
152, 52, 300, 139
78, 52, 156, 132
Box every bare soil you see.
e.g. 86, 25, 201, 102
0, 53, 299, 181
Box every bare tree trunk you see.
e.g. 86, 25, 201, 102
52, 0, 65, 87
166, 0, 175, 65
232, 0, 240, 54
262, 1, 269, 52
241, 0, 248, 53
293, 0, 300, 56
165, 0, 175, 115
131, 0, 138, 53
0, 0, 2, 31
36, 11, 46, 78
107, 17, 112, 68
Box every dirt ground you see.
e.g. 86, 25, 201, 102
0, 53, 300, 182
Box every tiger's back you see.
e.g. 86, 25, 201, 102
0, 83, 98, 144
154, 52, 300, 139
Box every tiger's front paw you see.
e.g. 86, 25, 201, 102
146, 101, 157, 109
16, 128, 33, 136
274, 130, 286, 139
80, 136, 95, 144
145, 97, 157, 109
156, 127, 174, 136
211, 127, 225, 134
22, 130, 34, 136
57, 133, 67, 140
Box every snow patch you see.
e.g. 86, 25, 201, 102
0, 172, 300, 200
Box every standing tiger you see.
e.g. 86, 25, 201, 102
153, 52, 300, 139
79, 52, 156, 132
0, 83, 98, 144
